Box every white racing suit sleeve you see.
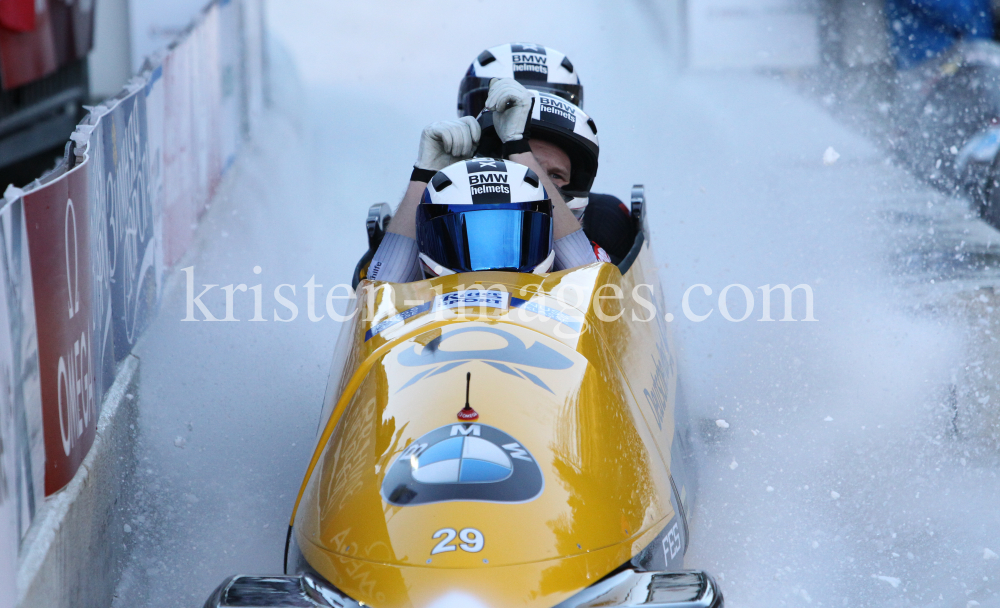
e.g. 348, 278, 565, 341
553, 229, 598, 271
366, 232, 422, 283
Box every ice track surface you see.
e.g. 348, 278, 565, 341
113, 2, 1000, 607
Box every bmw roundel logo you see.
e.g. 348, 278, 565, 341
413, 434, 512, 484
381, 423, 544, 506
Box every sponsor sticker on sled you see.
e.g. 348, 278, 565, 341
434, 290, 510, 312
365, 301, 433, 341
662, 520, 682, 562
510, 298, 582, 333
382, 423, 544, 506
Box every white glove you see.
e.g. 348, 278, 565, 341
484, 77, 534, 143
414, 116, 481, 171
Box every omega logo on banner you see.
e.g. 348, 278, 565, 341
57, 199, 94, 457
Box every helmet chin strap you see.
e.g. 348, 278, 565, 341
560, 188, 590, 222
567, 197, 589, 221
532, 249, 556, 275
418, 253, 456, 278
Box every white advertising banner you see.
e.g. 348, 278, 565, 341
218, 0, 244, 170
0, 214, 17, 608
241, 0, 266, 135
0, 197, 44, 539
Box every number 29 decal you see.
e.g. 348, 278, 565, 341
431, 528, 484, 554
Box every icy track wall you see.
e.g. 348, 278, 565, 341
0, 0, 266, 606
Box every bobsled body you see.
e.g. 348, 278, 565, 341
205, 190, 722, 608
284, 239, 696, 608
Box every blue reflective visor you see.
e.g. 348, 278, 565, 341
416, 201, 553, 273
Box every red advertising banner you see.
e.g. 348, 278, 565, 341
0, 0, 35, 32
23, 162, 97, 495
0, 2, 56, 89
0, 0, 94, 90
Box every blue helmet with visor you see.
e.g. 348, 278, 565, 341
416, 158, 555, 277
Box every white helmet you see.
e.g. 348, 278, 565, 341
477, 91, 599, 195
416, 159, 556, 276
457, 43, 583, 118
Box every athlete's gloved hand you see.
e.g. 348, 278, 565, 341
485, 78, 534, 148
414, 116, 481, 172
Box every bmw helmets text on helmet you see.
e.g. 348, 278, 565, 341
423, 158, 547, 206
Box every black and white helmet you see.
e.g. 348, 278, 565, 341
416, 159, 555, 276
457, 43, 583, 118
477, 91, 599, 194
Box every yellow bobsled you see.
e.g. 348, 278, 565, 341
205, 188, 722, 608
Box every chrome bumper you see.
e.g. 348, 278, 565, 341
205, 569, 722, 608
554, 570, 723, 608
203, 574, 361, 608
